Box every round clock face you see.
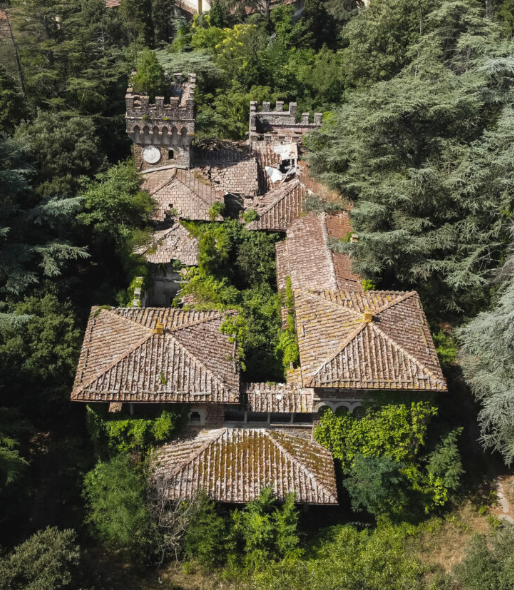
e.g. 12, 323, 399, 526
142, 145, 161, 164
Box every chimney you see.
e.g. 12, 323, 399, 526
363, 309, 373, 323
154, 320, 164, 334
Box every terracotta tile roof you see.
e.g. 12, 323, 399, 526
242, 382, 313, 413
246, 180, 308, 231
295, 290, 447, 392
71, 308, 240, 403
153, 427, 337, 504
135, 223, 198, 266
141, 168, 224, 221
276, 213, 363, 293
195, 160, 259, 196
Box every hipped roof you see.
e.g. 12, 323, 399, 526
72, 307, 240, 403
153, 427, 338, 504
295, 290, 447, 391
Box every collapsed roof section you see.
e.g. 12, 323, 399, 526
294, 290, 447, 392
135, 222, 199, 266
71, 307, 240, 403
153, 427, 338, 504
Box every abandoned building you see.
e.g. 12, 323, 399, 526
70, 74, 447, 505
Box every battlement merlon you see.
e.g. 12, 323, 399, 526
125, 72, 197, 120
249, 101, 323, 136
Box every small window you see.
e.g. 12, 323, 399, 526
270, 412, 291, 424
190, 411, 201, 423
225, 410, 245, 422
293, 413, 313, 424
335, 406, 349, 417
168, 149, 174, 160
247, 412, 268, 423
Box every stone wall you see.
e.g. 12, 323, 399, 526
249, 101, 323, 144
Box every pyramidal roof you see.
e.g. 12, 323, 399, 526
72, 307, 240, 403
153, 427, 338, 504
295, 290, 447, 391
141, 168, 224, 222
135, 223, 199, 266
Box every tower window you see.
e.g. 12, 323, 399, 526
190, 411, 201, 423
168, 149, 174, 160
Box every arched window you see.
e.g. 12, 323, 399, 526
317, 405, 332, 417
353, 406, 366, 419
335, 405, 350, 417
171, 127, 178, 146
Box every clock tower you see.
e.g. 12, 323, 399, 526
125, 73, 196, 171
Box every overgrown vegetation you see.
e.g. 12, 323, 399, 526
2, 0, 514, 585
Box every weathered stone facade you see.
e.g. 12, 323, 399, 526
249, 101, 322, 145
126, 73, 196, 170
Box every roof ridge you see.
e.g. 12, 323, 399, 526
369, 322, 446, 385
167, 312, 225, 332
72, 328, 154, 398
320, 213, 338, 290
170, 327, 236, 392
298, 290, 362, 318
175, 169, 220, 208
305, 321, 367, 388
266, 430, 337, 503
146, 168, 177, 196
163, 428, 228, 479
373, 291, 417, 315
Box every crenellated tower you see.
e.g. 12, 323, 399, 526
126, 73, 196, 171
249, 101, 322, 146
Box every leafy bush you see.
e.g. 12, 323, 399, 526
130, 49, 167, 101
251, 523, 426, 590
315, 404, 463, 517
86, 405, 187, 457
0, 527, 85, 590
83, 454, 156, 563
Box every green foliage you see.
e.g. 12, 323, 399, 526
314, 403, 437, 469
83, 454, 156, 562
209, 200, 225, 220
433, 331, 458, 369
181, 220, 284, 380
344, 454, 407, 516
276, 276, 299, 371
0, 409, 29, 493
86, 405, 186, 456
15, 111, 106, 197
315, 403, 463, 516
0, 295, 82, 420
183, 487, 300, 572
309, 0, 514, 313
454, 525, 514, 590
0, 67, 27, 135
0, 527, 85, 590
131, 48, 167, 101
79, 160, 154, 248
361, 279, 375, 291
458, 243, 514, 464
243, 209, 259, 223
0, 136, 88, 297
251, 524, 426, 590
183, 491, 227, 567
209, 0, 225, 28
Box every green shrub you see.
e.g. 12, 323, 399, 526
83, 454, 156, 563
86, 405, 187, 457
0, 527, 83, 590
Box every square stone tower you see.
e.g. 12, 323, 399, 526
126, 73, 196, 171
